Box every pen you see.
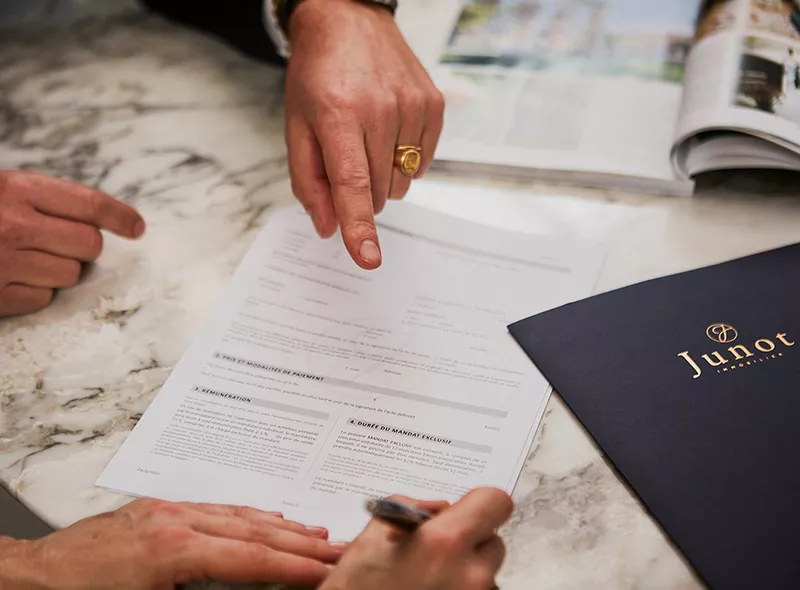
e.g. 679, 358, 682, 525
365, 498, 433, 531
365, 498, 500, 590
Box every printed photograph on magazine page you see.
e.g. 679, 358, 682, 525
735, 35, 800, 122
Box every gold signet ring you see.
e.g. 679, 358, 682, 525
394, 145, 423, 177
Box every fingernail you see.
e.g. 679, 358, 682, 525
331, 542, 349, 549
307, 526, 328, 537
133, 219, 145, 238
266, 512, 283, 518
358, 239, 382, 267
309, 211, 324, 237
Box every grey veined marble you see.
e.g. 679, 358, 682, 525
5, 1, 799, 588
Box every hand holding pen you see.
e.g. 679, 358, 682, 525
318, 488, 512, 590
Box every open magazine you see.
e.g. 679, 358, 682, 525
430, 0, 800, 196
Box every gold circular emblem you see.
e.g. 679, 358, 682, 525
706, 323, 738, 344
395, 146, 422, 177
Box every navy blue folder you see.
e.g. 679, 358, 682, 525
509, 243, 800, 590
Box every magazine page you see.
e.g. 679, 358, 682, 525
673, 0, 800, 176
430, 0, 704, 189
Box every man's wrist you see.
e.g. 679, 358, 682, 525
283, 0, 396, 35
289, 0, 397, 39
0, 538, 47, 589
265, 0, 398, 58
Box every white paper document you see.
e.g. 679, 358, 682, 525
97, 202, 604, 540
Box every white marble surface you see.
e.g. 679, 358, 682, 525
2, 2, 800, 589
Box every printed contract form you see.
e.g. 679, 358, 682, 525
98, 201, 604, 541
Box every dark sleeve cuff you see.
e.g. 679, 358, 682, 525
138, 0, 287, 67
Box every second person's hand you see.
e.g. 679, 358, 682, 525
0, 499, 345, 589
0, 170, 145, 317
285, 0, 445, 270
319, 488, 513, 590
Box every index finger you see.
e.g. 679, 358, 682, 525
426, 488, 513, 547
22, 172, 145, 238
381, 496, 452, 542
315, 123, 382, 270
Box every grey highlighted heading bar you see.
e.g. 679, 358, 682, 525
346, 418, 492, 454
193, 386, 329, 420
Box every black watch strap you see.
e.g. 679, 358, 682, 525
278, 0, 398, 36
358, 0, 399, 13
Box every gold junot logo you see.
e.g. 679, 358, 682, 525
678, 325, 794, 379
706, 323, 738, 344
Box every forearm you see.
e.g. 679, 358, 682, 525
0, 538, 46, 590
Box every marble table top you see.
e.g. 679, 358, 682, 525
2, 2, 800, 589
